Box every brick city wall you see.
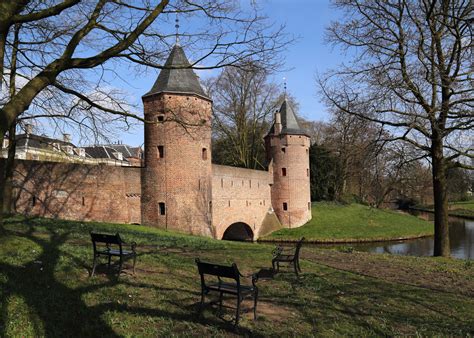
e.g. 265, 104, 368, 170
211, 164, 282, 239
8, 160, 141, 224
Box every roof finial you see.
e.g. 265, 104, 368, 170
283, 77, 287, 99
175, 14, 180, 45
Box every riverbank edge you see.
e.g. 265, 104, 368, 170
258, 233, 433, 245
410, 207, 474, 220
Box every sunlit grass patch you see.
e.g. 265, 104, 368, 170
266, 202, 433, 242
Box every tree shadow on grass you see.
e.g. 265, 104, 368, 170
0, 218, 262, 336
256, 269, 474, 335
0, 220, 121, 337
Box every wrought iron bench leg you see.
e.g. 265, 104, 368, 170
254, 289, 258, 320
91, 255, 98, 277
235, 295, 241, 327
117, 256, 123, 278
294, 259, 299, 276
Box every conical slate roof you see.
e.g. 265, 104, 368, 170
266, 98, 307, 136
143, 44, 209, 100
279, 99, 305, 135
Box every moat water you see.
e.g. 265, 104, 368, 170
346, 211, 474, 259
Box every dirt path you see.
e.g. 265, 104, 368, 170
303, 249, 474, 297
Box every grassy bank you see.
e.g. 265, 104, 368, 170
415, 200, 474, 219
449, 200, 474, 218
1, 216, 473, 336
265, 202, 433, 242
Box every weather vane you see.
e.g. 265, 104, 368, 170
175, 15, 180, 45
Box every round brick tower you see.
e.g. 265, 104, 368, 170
264, 99, 312, 228
141, 44, 214, 237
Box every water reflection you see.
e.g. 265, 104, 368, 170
350, 211, 474, 259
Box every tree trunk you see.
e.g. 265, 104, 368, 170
3, 122, 16, 215
432, 139, 450, 257
0, 128, 5, 232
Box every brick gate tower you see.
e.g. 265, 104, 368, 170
141, 44, 214, 236
265, 98, 312, 228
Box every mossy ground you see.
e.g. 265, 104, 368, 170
1, 216, 473, 336
266, 202, 433, 242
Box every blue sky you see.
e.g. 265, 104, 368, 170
259, 0, 341, 122
104, 0, 342, 146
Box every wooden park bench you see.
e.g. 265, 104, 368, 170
195, 258, 259, 327
272, 237, 305, 276
90, 232, 137, 278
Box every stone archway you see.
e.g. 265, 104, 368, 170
222, 222, 254, 241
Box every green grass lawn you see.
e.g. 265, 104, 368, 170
451, 200, 474, 210
266, 202, 433, 242
1, 216, 473, 336
450, 201, 474, 218
418, 200, 474, 218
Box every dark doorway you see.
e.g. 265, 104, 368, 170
222, 222, 254, 241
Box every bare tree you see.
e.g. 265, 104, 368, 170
319, 0, 473, 256
206, 63, 281, 169
0, 0, 290, 227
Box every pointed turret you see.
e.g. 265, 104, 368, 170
264, 98, 312, 228
267, 98, 307, 137
143, 44, 209, 100
141, 44, 213, 236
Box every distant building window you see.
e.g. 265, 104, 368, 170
32, 196, 36, 206
77, 148, 86, 157
202, 148, 208, 160
281, 147, 286, 153
209, 201, 212, 212
113, 151, 123, 161
157, 145, 164, 158
282, 168, 287, 176
159, 202, 166, 215
157, 115, 164, 122
82, 197, 86, 206
63, 145, 74, 155
283, 202, 288, 211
